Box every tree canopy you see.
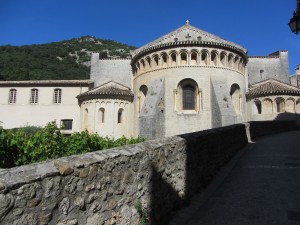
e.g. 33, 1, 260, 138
0, 36, 136, 81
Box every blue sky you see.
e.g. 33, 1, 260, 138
0, 0, 299, 74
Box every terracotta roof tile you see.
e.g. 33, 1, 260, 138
77, 81, 134, 102
246, 79, 300, 100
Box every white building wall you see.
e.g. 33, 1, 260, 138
210, 67, 247, 126
248, 51, 290, 85
248, 95, 300, 121
133, 66, 247, 138
164, 67, 212, 136
132, 45, 247, 138
80, 99, 133, 138
0, 86, 89, 131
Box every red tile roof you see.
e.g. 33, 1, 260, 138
77, 81, 134, 103
246, 79, 300, 100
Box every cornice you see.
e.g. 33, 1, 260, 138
133, 64, 245, 80
131, 41, 248, 65
248, 56, 279, 59
246, 91, 300, 101
77, 93, 134, 105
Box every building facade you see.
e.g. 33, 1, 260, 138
1, 22, 299, 138
0, 80, 91, 133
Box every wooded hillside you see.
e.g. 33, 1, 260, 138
0, 36, 136, 80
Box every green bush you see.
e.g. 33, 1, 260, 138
0, 122, 145, 168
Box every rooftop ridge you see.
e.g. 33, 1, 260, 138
131, 40, 248, 63
88, 80, 131, 91
77, 81, 134, 102
249, 56, 279, 59
252, 78, 296, 86
132, 23, 246, 57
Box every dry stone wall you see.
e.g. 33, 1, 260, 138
0, 121, 297, 225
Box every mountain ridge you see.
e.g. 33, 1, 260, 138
0, 35, 136, 81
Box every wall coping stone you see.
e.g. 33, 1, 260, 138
0, 136, 184, 191
4, 121, 292, 189
0, 121, 297, 224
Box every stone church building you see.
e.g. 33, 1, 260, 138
1, 22, 300, 139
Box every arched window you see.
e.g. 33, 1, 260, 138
285, 98, 295, 113
145, 57, 151, 71
260, 70, 264, 80
170, 52, 177, 66
54, 88, 62, 104
140, 59, 145, 71
161, 53, 168, 67
254, 99, 262, 114
191, 51, 198, 65
234, 56, 239, 70
230, 84, 241, 113
118, 108, 123, 123
220, 52, 226, 66
275, 97, 285, 113
176, 79, 199, 111
201, 51, 208, 65
132, 66, 136, 75
228, 54, 234, 68
262, 98, 273, 114
211, 51, 218, 66
99, 108, 105, 123
9, 89, 17, 104
30, 89, 39, 104
153, 55, 159, 68
139, 85, 148, 113
180, 52, 187, 65
183, 85, 195, 109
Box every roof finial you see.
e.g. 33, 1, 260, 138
186, 20, 190, 25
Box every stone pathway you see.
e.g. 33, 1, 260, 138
169, 130, 300, 225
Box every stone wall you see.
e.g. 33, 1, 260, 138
90, 55, 132, 88
248, 51, 290, 85
79, 99, 133, 139
138, 77, 165, 139
248, 120, 298, 139
0, 121, 297, 225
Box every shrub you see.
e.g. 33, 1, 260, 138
0, 122, 145, 168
